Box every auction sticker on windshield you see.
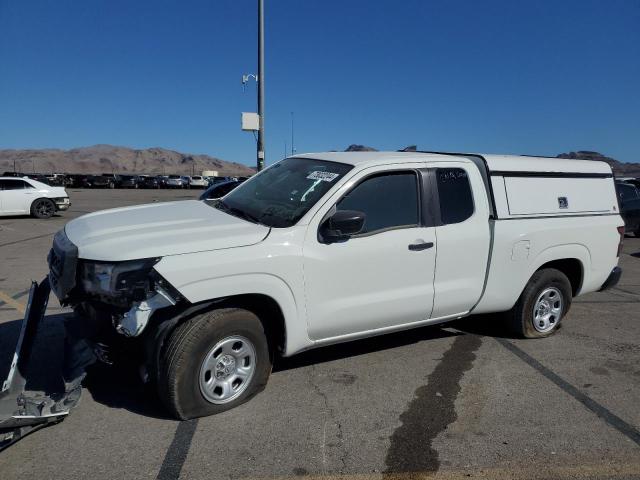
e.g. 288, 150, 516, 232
307, 171, 340, 182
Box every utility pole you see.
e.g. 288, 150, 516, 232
257, 0, 265, 171
291, 111, 295, 156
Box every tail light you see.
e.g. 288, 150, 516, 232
617, 226, 625, 257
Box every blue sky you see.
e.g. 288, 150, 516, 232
0, 0, 638, 166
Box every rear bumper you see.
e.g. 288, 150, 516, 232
599, 267, 622, 292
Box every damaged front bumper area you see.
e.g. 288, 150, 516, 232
0, 279, 81, 451
49, 228, 179, 341
1, 230, 184, 451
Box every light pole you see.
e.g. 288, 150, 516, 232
290, 111, 295, 156
256, 0, 265, 171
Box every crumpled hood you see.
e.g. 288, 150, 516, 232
65, 200, 270, 261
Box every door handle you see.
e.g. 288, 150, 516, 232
408, 241, 434, 251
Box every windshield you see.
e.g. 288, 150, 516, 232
217, 158, 352, 228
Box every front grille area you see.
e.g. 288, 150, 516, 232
48, 229, 78, 301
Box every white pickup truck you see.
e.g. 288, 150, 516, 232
45, 151, 623, 419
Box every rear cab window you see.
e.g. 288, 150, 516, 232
435, 168, 474, 224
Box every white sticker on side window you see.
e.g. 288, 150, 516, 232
307, 171, 340, 182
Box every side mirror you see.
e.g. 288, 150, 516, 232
320, 209, 366, 243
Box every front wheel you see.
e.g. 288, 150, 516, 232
506, 268, 572, 338
158, 308, 272, 419
31, 198, 56, 219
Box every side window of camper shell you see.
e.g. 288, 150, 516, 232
436, 168, 474, 224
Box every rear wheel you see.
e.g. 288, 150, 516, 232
506, 268, 572, 338
31, 198, 56, 219
158, 308, 272, 419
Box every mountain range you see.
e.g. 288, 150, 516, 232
0, 145, 255, 176
1, 144, 637, 178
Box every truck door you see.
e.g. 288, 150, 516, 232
302, 165, 437, 340
429, 164, 491, 318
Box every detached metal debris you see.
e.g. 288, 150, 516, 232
0, 279, 82, 451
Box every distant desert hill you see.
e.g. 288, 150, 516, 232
344, 144, 378, 152
3, 145, 637, 178
0, 145, 255, 176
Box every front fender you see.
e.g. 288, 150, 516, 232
156, 268, 309, 356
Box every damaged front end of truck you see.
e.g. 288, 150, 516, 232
1, 229, 182, 450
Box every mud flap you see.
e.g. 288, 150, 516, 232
0, 278, 76, 451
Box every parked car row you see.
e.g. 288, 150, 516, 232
2, 172, 249, 189
0, 173, 251, 219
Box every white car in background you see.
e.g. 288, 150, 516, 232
0, 177, 70, 218
165, 175, 185, 188
188, 175, 208, 188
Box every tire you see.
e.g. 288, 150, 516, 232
30, 198, 56, 219
158, 308, 272, 420
506, 268, 572, 338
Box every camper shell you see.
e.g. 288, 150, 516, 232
484, 154, 617, 218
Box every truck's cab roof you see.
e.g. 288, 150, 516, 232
293, 151, 613, 175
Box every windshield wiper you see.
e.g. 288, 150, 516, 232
216, 200, 261, 224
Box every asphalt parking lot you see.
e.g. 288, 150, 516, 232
0, 189, 639, 480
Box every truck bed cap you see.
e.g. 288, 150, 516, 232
293, 152, 613, 176
480, 154, 612, 175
